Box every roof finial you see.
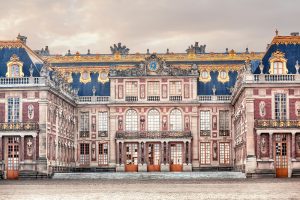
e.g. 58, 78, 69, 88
275, 29, 279, 36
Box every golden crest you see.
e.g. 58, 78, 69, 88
80, 71, 91, 84
98, 70, 109, 84
217, 70, 230, 83
6, 54, 24, 77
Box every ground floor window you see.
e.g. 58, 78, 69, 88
219, 142, 230, 164
126, 143, 138, 165
170, 143, 182, 165
98, 143, 108, 165
200, 142, 211, 165
80, 143, 90, 165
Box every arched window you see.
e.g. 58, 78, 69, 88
170, 109, 182, 131
148, 109, 160, 131
125, 109, 138, 131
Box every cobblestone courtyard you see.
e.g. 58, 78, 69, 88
0, 179, 300, 200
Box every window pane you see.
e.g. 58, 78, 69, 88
125, 109, 138, 131
170, 109, 182, 131
169, 81, 182, 96
98, 112, 108, 131
147, 109, 160, 131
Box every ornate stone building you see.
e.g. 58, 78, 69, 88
0, 32, 299, 179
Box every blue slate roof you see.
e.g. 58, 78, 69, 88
0, 46, 43, 77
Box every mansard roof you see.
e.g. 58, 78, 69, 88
0, 40, 44, 78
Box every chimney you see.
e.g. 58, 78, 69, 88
290, 32, 299, 36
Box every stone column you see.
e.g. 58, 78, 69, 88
33, 136, 37, 161
257, 133, 261, 160
144, 142, 147, 165
183, 142, 186, 164
161, 141, 165, 164
116, 141, 119, 165
20, 136, 24, 162
0, 136, 2, 161
138, 141, 142, 164
120, 142, 124, 165
188, 141, 192, 164
292, 132, 296, 160
269, 132, 273, 159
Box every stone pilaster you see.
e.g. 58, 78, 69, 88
0, 136, 2, 161
191, 114, 199, 166
257, 133, 261, 160
109, 113, 117, 166
20, 136, 24, 162
292, 132, 296, 160
269, 133, 273, 159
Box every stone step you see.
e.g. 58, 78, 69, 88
19, 170, 49, 180
53, 171, 246, 180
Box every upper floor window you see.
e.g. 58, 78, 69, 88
125, 109, 138, 131
8, 97, 20, 122
147, 81, 160, 96
80, 112, 89, 132
169, 81, 182, 96
269, 50, 288, 75
125, 81, 138, 97
98, 112, 108, 132
219, 110, 230, 136
170, 109, 182, 131
147, 109, 160, 131
6, 54, 24, 78
275, 93, 286, 120
200, 111, 210, 136
273, 62, 284, 75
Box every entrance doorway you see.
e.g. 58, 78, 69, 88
6, 137, 20, 179
275, 134, 288, 178
125, 143, 138, 172
147, 143, 160, 172
170, 143, 183, 172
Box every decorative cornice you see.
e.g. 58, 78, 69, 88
271, 36, 300, 45
0, 40, 23, 49
44, 52, 264, 63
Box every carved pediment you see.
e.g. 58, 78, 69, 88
110, 54, 199, 77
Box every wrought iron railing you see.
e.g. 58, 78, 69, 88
255, 120, 300, 128
0, 122, 39, 131
98, 131, 108, 137
79, 131, 90, 138
116, 131, 192, 139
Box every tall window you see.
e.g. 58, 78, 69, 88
125, 81, 138, 97
275, 93, 286, 120
147, 109, 160, 131
169, 81, 182, 96
125, 109, 138, 131
8, 97, 20, 122
147, 81, 160, 96
170, 109, 182, 131
80, 112, 89, 137
219, 142, 230, 165
98, 112, 108, 132
99, 143, 108, 165
200, 142, 211, 165
200, 111, 210, 136
273, 62, 283, 75
219, 110, 230, 136
80, 143, 90, 165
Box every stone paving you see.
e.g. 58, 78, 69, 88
0, 179, 300, 200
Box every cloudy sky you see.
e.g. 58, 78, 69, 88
0, 0, 298, 55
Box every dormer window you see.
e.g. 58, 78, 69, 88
269, 50, 288, 75
6, 54, 24, 78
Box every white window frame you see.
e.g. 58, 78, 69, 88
200, 142, 211, 165
170, 109, 182, 131
147, 109, 160, 131
80, 112, 89, 131
274, 93, 287, 120
125, 81, 138, 97
169, 81, 182, 96
125, 109, 138, 131
98, 112, 108, 131
7, 97, 20, 122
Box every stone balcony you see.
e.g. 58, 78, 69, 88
198, 95, 231, 103
0, 122, 39, 131
77, 96, 110, 104
255, 119, 300, 129
116, 131, 192, 140
253, 74, 300, 83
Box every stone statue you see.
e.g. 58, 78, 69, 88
27, 138, 33, 157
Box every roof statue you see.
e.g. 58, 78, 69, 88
186, 42, 206, 54
110, 42, 130, 55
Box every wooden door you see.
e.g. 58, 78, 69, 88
147, 143, 160, 172
7, 137, 20, 179
170, 143, 183, 172
275, 134, 288, 178
125, 143, 138, 172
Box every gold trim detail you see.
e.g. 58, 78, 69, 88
199, 70, 211, 83
269, 50, 288, 74
6, 54, 24, 77
271, 36, 300, 45
98, 70, 109, 84
80, 71, 91, 84
217, 70, 230, 83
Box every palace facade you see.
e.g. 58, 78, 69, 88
0, 32, 300, 179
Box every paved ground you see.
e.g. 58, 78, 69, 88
0, 179, 300, 200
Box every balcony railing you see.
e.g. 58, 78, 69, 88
0, 77, 46, 86
116, 131, 192, 139
125, 96, 138, 102
169, 96, 182, 101
255, 120, 300, 128
0, 122, 39, 131
254, 74, 299, 82
98, 131, 108, 137
147, 96, 160, 101
77, 96, 110, 104
198, 95, 231, 103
